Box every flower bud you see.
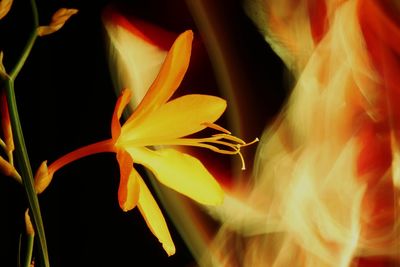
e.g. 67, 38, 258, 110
24, 209, 35, 235
37, 8, 78, 36
34, 160, 53, 194
0, 156, 20, 182
1, 91, 14, 154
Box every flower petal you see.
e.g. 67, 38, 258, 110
116, 149, 140, 211
0, 0, 13, 20
111, 89, 132, 140
137, 175, 175, 256
128, 147, 224, 205
119, 94, 226, 145
126, 30, 193, 125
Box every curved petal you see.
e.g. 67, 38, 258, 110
119, 94, 227, 145
0, 0, 13, 20
137, 176, 175, 256
116, 149, 140, 211
128, 147, 224, 205
126, 30, 194, 125
111, 89, 132, 140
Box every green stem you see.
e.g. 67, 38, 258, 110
23, 233, 35, 267
4, 1, 49, 266
4, 78, 49, 267
9, 0, 39, 80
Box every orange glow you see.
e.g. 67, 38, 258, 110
196, 0, 400, 266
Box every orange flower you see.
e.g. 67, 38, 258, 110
35, 30, 256, 255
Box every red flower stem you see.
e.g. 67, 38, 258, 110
48, 139, 116, 174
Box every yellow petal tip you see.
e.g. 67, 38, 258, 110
164, 243, 176, 256
120, 201, 135, 212
34, 160, 53, 194
182, 29, 194, 41
24, 209, 35, 235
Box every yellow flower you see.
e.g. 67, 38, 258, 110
35, 30, 256, 256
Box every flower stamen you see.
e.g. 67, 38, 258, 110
238, 151, 246, 170
212, 133, 247, 145
137, 133, 259, 170
202, 122, 231, 134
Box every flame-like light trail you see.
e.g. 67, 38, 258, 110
104, 1, 400, 266
204, 0, 400, 266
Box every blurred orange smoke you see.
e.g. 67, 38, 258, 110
200, 1, 400, 266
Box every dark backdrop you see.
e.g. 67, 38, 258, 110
0, 0, 286, 266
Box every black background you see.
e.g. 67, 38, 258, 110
0, 0, 286, 266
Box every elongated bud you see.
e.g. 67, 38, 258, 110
37, 8, 78, 36
0, 156, 21, 182
24, 209, 35, 235
0, 51, 5, 73
34, 161, 53, 194
0, 51, 8, 81
0, 0, 13, 20
1, 92, 14, 153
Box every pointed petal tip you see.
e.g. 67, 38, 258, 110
178, 30, 194, 51
24, 209, 35, 235
34, 160, 53, 194
120, 203, 131, 212
120, 88, 132, 99
164, 243, 176, 256
118, 195, 137, 212
183, 29, 194, 41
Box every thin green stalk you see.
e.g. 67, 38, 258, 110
17, 212, 36, 267
23, 210, 35, 267
5, 1, 49, 266
9, 0, 39, 80
22, 234, 34, 267
4, 78, 49, 267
